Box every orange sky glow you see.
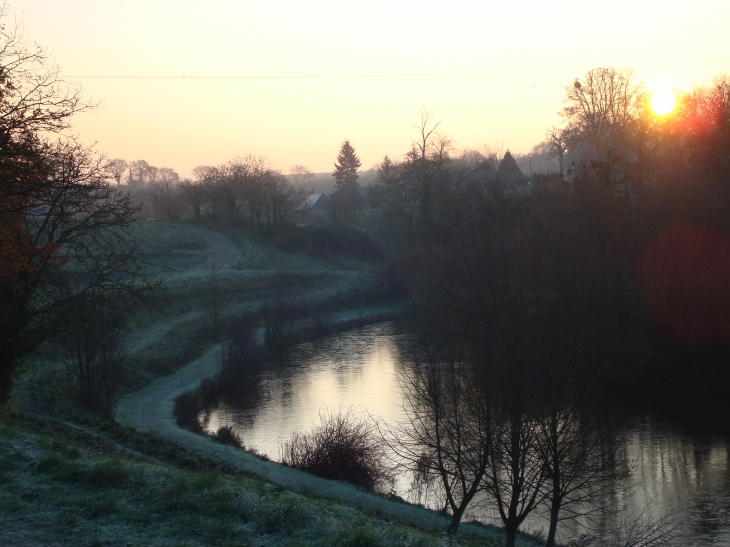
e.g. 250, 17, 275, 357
12, 0, 730, 177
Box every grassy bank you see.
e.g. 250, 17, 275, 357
0, 413, 489, 547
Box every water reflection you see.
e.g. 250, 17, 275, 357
206, 322, 730, 545
206, 323, 409, 460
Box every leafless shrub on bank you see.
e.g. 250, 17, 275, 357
280, 408, 394, 491
205, 267, 222, 341
309, 305, 334, 337
213, 425, 244, 448
173, 377, 218, 432
210, 313, 266, 402
56, 297, 132, 416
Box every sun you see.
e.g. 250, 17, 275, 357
650, 89, 677, 116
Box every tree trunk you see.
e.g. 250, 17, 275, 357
505, 523, 518, 547
546, 492, 561, 547
447, 505, 466, 535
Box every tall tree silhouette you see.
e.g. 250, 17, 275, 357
331, 140, 362, 224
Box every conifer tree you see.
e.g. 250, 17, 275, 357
331, 140, 362, 224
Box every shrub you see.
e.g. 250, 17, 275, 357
263, 295, 297, 354
213, 425, 244, 448
280, 408, 394, 491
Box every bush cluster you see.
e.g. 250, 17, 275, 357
280, 409, 393, 491
213, 425, 244, 448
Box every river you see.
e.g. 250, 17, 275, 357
203, 322, 730, 545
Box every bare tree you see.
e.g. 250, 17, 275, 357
58, 298, 129, 416
546, 127, 570, 177
0, 8, 94, 139
406, 110, 453, 230
677, 75, 730, 211
388, 348, 490, 534
153, 167, 182, 218
1, 138, 157, 401
521, 308, 629, 547
475, 322, 548, 547
267, 170, 307, 230
127, 159, 154, 186
289, 164, 314, 189
106, 158, 128, 186
561, 68, 643, 161
179, 178, 205, 221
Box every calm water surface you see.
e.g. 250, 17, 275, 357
205, 322, 730, 545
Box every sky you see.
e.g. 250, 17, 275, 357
11, 0, 730, 178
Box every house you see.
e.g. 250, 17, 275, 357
298, 192, 332, 223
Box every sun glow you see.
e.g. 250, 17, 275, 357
650, 89, 677, 116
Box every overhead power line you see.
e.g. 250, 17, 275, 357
61, 60, 730, 80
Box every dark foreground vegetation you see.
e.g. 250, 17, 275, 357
0, 412, 492, 547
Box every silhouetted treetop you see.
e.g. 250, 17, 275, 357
332, 140, 361, 189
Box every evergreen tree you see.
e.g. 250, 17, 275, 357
496, 151, 527, 189
331, 140, 362, 223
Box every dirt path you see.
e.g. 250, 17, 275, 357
196, 226, 240, 271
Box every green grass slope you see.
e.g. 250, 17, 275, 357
0, 414, 490, 547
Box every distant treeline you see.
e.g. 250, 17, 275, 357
113, 68, 730, 383
105, 156, 382, 229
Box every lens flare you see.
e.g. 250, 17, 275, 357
650, 89, 677, 116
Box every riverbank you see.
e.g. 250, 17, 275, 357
0, 410, 493, 547
116, 309, 541, 546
